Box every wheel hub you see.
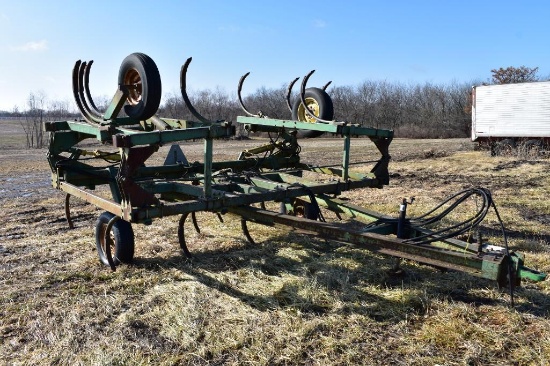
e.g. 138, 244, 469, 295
123, 68, 143, 106
298, 97, 320, 123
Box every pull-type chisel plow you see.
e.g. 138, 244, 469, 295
44, 53, 546, 302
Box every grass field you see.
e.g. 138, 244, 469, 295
0, 126, 549, 365
0, 120, 27, 148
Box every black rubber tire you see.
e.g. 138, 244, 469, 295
292, 87, 334, 138
118, 53, 161, 120
95, 212, 135, 266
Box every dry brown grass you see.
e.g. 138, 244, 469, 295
0, 120, 32, 149
1, 134, 549, 365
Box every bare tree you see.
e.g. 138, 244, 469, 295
243, 85, 289, 119
375, 81, 405, 130
161, 92, 187, 119
90, 95, 111, 113
48, 99, 74, 120
332, 84, 376, 126
491, 66, 540, 84
20, 91, 47, 148
9, 76, 477, 143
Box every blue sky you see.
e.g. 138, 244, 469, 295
0, 0, 548, 111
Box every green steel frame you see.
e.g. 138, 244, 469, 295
44, 112, 546, 288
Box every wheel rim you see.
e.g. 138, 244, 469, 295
293, 201, 306, 217
123, 68, 143, 106
297, 97, 320, 123
99, 223, 115, 257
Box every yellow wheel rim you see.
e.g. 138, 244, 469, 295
297, 97, 320, 123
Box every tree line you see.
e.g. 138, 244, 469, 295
161, 80, 475, 139
1, 66, 545, 148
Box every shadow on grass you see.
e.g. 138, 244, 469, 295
131, 229, 550, 321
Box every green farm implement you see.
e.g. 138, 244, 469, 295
45, 53, 546, 302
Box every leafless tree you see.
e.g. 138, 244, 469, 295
11, 77, 475, 144
161, 92, 187, 119
491, 66, 540, 84
48, 99, 74, 120
243, 85, 289, 120
332, 84, 374, 125
20, 91, 47, 148
90, 95, 112, 113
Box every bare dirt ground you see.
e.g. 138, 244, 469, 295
1, 121, 549, 365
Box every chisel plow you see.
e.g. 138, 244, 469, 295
44, 53, 545, 302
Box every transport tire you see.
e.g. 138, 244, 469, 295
292, 87, 334, 138
95, 212, 135, 266
118, 53, 162, 120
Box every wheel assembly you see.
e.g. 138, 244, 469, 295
235, 69, 333, 138
292, 87, 333, 138
95, 212, 135, 267
118, 52, 162, 120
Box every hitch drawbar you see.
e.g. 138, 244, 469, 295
230, 200, 545, 288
